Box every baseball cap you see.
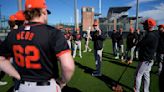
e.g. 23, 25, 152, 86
141, 18, 156, 27
9, 14, 16, 21
25, 0, 51, 14
15, 11, 25, 21
158, 24, 164, 28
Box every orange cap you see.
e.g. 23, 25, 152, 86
15, 11, 25, 21
93, 20, 99, 26
158, 24, 164, 28
25, 0, 47, 9
141, 18, 156, 27
25, 0, 51, 14
9, 14, 16, 21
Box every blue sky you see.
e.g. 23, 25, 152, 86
0, 0, 164, 25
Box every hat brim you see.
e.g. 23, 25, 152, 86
47, 10, 51, 14
93, 25, 97, 26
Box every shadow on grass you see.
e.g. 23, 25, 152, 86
7, 86, 14, 92
102, 54, 158, 75
102, 51, 114, 56
62, 85, 81, 92
75, 62, 134, 92
102, 54, 136, 69
103, 58, 136, 70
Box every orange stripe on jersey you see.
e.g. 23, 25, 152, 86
56, 50, 71, 57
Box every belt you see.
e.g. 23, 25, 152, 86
20, 81, 50, 86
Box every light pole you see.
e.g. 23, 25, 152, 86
74, 0, 79, 31
135, 0, 139, 30
18, 0, 22, 10
0, 5, 2, 30
99, 0, 102, 17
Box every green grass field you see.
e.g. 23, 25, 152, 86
0, 39, 159, 92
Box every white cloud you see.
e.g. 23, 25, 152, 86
139, 3, 164, 24
128, 0, 156, 6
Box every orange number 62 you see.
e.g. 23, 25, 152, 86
13, 45, 41, 69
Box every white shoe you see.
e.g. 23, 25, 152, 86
88, 49, 92, 52
0, 81, 7, 85
83, 50, 87, 52
115, 56, 119, 59
121, 56, 124, 60
80, 55, 82, 58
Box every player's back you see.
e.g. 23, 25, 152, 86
7, 22, 66, 82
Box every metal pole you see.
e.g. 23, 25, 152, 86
99, 0, 102, 17
18, 0, 22, 10
0, 5, 1, 30
74, 0, 78, 31
135, 0, 139, 30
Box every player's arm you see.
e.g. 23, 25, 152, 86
0, 56, 20, 80
0, 33, 20, 80
50, 29, 75, 89
57, 51, 75, 88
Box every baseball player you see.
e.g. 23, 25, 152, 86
124, 27, 138, 64
116, 28, 124, 60
73, 30, 82, 58
111, 29, 119, 57
83, 27, 92, 52
134, 18, 159, 92
7, 11, 26, 92
134, 29, 143, 60
0, 12, 25, 86
0, 14, 23, 86
0, 0, 75, 92
64, 29, 72, 49
91, 20, 106, 76
156, 24, 164, 75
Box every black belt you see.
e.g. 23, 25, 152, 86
20, 81, 50, 86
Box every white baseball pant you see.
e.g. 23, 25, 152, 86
73, 41, 82, 58
18, 79, 61, 92
134, 60, 154, 92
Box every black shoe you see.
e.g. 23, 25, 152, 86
92, 72, 102, 76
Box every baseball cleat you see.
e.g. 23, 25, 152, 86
0, 81, 7, 85
115, 56, 119, 59
83, 50, 87, 52
92, 73, 102, 76
88, 49, 92, 52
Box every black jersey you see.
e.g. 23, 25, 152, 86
73, 33, 82, 41
118, 32, 123, 46
138, 31, 159, 61
126, 32, 138, 49
111, 32, 119, 43
0, 22, 70, 82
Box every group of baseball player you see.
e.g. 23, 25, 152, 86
111, 19, 164, 92
63, 27, 92, 59
63, 19, 106, 76
0, 0, 163, 92
111, 26, 142, 64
